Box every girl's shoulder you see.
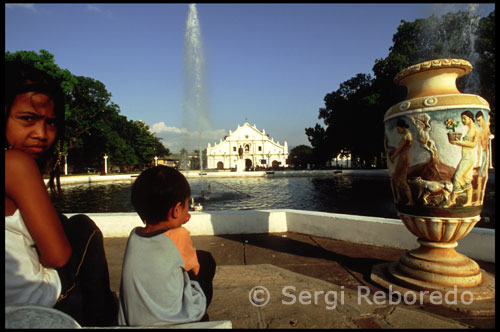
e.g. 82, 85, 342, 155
5, 150, 42, 184
5, 149, 38, 166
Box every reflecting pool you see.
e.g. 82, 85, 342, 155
52, 174, 495, 229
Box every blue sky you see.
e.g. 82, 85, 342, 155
5, 3, 495, 153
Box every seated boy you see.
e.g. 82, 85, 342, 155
118, 166, 216, 326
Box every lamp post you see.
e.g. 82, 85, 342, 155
154, 156, 158, 167
103, 154, 108, 175
64, 153, 68, 175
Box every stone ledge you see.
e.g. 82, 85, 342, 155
81, 210, 495, 263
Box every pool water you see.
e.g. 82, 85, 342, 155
51, 174, 495, 229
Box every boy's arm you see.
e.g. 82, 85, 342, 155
164, 227, 200, 275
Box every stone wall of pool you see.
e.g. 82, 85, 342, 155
47, 169, 395, 185
69, 209, 495, 263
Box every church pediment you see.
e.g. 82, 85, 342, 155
229, 122, 268, 141
208, 122, 288, 152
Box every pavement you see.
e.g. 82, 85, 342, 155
103, 232, 495, 329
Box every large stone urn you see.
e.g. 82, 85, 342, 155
373, 59, 494, 301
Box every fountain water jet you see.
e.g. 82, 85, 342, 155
183, 3, 211, 204
423, 4, 483, 94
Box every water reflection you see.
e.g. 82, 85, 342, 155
51, 175, 494, 229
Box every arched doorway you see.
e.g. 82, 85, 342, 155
245, 159, 252, 170
217, 161, 224, 169
272, 160, 280, 169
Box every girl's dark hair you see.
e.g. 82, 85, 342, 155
131, 166, 191, 224
5, 60, 66, 196
461, 110, 475, 121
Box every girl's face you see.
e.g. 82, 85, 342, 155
6, 92, 57, 159
461, 114, 471, 126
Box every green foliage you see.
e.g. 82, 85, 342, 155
6, 50, 170, 172
288, 145, 314, 169
306, 9, 495, 167
306, 73, 383, 165
5, 49, 76, 94
475, 10, 495, 133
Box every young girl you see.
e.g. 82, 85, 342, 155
5, 60, 117, 326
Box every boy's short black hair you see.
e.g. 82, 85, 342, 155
131, 166, 191, 224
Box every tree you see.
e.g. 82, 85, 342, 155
304, 124, 331, 166
288, 145, 313, 169
475, 10, 495, 134
126, 120, 169, 168
306, 73, 382, 166
65, 75, 116, 169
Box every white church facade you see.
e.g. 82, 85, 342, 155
206, 122, 289, 170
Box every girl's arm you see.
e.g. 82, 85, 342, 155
451, 132, 478, 148
5, 150, 71, 268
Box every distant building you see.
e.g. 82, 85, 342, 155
330, 152, 351, 168
206, 122, 289, 170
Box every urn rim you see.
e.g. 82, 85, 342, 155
383, 94, 490, 121
394, 59, 473, 86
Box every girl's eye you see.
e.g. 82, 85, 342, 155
20, 116, 36, 122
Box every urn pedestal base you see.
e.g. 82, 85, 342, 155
371, 262, 495, 314
370, 216, 495, 309
398, 239, 482, 287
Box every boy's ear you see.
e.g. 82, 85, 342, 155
170, 201, 183, 219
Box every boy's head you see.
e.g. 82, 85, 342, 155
132, 166, 191, 224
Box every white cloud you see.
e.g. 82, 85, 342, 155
151, 122, 188, 134
5, 3, 37, 12
151, 122, 226, 153
86, 4, 102, 12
